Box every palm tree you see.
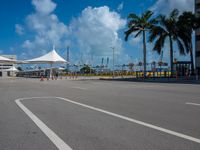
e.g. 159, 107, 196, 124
149, 9, 185, 76
177, 12, 200, 75
125, 10, 155, 77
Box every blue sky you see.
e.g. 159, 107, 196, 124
0, 0, 194, 67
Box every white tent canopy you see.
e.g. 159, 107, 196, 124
0, 55, 16, 63
6, 66, 19, 72
25, 48, 68, 79
26, 49, 67, 64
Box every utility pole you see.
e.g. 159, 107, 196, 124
90, 53, 93, 76
161, 50, 163, 63
66, 46, 70, 73
111, 47, 115, 78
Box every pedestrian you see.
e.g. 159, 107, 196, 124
56, 72, 59, 80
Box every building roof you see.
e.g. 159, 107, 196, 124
26, 48, 67, 64
0, 55, 16, 63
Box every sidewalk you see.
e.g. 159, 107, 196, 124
99, 77, 200, 84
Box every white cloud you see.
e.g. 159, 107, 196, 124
22, 0, 69, 52
19, 1, 127, 64
117, 2, 124, 11
129, 36, 142, 46
70, 6, 126, 57
150, 0, 194, 15
22, 40, 34, 49
32, 0, 57, 15
15, 24, 24, 35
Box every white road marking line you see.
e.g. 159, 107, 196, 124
57, 97, 200, 144
15, 98, 73, 150
15, 97, 200, 145
72, 87, 87, 90
186, 102, 200, 106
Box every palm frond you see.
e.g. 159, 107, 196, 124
178, 31, 192, 54
149, 18, 158, 26
176, 38, 185, 55
170, 9, 179, 20
128, 20, 140, 28
152, 34, 167, 54
157, 15, 167, 27
128, 13, 140, 20
124, 27, 140, 41
149, 26, 167, 43
143, 10, 153, 20
135, 30, 142, 38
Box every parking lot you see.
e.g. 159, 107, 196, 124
0, 78, 200, 150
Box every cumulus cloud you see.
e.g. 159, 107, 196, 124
22, 0, 69, 52
129, 36, 142, 46
32, 0, 57, 15
117, 2, 124, 11
70, 6, 126, 57
19, 0, 126, 64
15, 24, 24, 35
22, 40, 34, 49
150, 0, 194, 15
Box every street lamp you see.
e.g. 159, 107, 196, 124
111, 47, 115, 78
66, 46, 70, 73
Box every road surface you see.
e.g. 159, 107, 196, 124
0, 78, 200, 150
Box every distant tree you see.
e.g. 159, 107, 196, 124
17, 66, 23, 71
80, 65, 94, 74
64, 68, 69, 73
128, 63, 134, 71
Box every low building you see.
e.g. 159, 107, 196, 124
0, 55, 17, 77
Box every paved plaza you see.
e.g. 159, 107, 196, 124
0, 78, 200, 150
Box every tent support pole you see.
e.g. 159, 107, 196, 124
1, 64, 3, 77
50, 63, 53, 80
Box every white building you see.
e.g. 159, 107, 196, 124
0, 55, 17, 77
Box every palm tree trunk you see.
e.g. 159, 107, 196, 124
143, 30, 147, 78
169, 36, 174, 77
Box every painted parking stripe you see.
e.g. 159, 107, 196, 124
15, 98, 73, 150
186, 102, 200, 106
72, 87, 87, 90
57, 97, 200, 144
16, 97, 200, 145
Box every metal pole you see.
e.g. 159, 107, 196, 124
90, 64, 92, 76
1, 64, 3, 77
111, 47, 115, 78
90, 54, 93, 76
50, 63, 53, 80
66, 46, 69, 73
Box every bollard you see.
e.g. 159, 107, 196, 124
185, 71, 189, 80
176, 71, 178, 80
40, 76, 44, 81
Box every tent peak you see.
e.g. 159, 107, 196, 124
53, 45, 56, 51
26, 48, 67, 64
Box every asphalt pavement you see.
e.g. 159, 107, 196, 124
0, 78, 200, 150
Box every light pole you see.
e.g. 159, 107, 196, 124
111, 47, 115, 78
66, 46, 70, 73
